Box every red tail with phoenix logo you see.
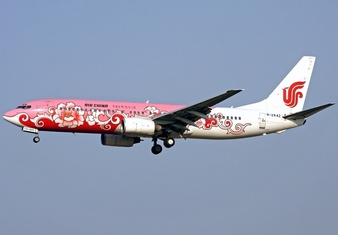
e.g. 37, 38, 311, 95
283, 81, 306, 108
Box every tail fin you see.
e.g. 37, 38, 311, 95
266, 56, 316, 112
241, 56, 316, 112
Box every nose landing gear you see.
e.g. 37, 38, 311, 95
22, 127, 40, 143
33, 136, 40, 143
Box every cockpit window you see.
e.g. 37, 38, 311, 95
16, 105, 32, 109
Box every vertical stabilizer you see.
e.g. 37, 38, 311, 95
266, 56, 315, 112
241, 56, 316, 113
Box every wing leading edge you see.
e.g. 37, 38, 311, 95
153, 89, 243, 133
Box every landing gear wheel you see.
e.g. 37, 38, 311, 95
33, 136, 40, 143
163, 138, 175, 148
151, 144, 162, 155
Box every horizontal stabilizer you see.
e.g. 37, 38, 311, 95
283, 103, 335, 120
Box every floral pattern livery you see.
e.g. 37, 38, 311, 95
53, 102, 84, 128
18, 102, 126, 133
15, 102, 251, 135
195, 112, 251, 135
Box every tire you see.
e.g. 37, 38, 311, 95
164, 138, 175, 148
151, 144, 162, 154
33, 136, 40, 143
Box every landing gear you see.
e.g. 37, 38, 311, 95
163, 137, 175, 148
22, 127, 40, 143
33, 136, 40, 143
151, 138, 162, 154
151, 137, 176, 154
151, 144, 162, 155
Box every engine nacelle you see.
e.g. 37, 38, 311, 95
101, 134, 141, 147
122, 118, 158, 136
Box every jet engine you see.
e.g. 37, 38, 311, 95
101, 134, 141, 147
122, 118, 161, 136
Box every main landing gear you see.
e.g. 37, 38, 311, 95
163, 137, 175, 148
151, 137, 175, 155
151, 144, 162, 155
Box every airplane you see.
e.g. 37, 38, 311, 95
3, 56, 335, 154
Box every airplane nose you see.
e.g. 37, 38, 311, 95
3, 114, 10, 122
3, 110, 21, 126
3, 111, 13, 123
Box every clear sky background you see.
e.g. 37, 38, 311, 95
1, 1, 337, 234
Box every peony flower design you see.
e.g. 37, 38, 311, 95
53, 102, 85, 128
85, 109, 105, 126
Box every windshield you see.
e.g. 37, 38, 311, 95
16, 105, 32, 109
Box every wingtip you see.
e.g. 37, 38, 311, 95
227, 89, 244, 92
325, 102, 335, 106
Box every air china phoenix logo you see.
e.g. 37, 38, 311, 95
283, 81, 306, 108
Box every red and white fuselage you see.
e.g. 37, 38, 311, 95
3, 56, 334, 154
3, 99, 304, 137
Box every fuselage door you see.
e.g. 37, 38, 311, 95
259, 113, 266, 129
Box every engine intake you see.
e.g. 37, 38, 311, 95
101, 134, 141, 147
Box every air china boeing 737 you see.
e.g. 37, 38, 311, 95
3, 56, 335, 154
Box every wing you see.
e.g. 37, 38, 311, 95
153, 89, 243, 133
